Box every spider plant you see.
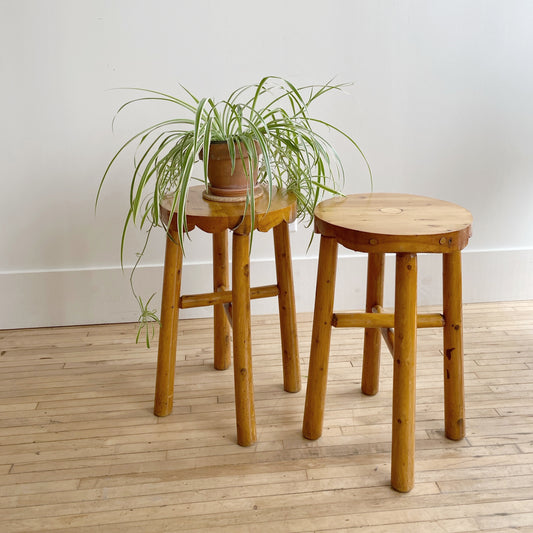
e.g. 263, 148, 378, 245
97, 76, 371, 343
98, 76, 370, 252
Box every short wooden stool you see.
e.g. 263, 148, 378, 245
155, 185, 301, 447
302, 193, 472, 492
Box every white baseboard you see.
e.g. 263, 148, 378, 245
1, 249, 532, 329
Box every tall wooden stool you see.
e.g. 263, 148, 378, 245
302, 193, 472, 492
155, 185, 301, 447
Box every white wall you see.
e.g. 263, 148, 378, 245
1, 0, 532, 329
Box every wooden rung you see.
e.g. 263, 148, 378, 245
332, 310, 445, 329
373, 305, 445, 328
381, 327, 394, 356
180, 284, 280, 309
250, 284, 281, 300
224, 302, 233, 328
333, 312, 394, 328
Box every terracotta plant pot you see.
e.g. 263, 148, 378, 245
200, 141, 261, 199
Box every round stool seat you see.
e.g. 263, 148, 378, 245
161, 185, 297, 235
314, 193, 473, 253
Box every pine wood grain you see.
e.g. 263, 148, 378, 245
314, 193, 472, 253
0, 301, 532, 531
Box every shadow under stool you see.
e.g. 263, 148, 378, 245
155, 185, 301, 447
302, 193, 473, 492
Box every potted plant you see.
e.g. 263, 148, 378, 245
97, 76, 370, 343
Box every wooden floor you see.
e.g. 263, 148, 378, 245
1, 301, 532, 532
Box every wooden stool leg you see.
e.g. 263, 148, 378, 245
232, 232, 257, 446
362, 252, 385, 396
154, 228, 183, 417
303, 236, 338, 440
273, 221, 301, 393
391, 252, 417, 492
443, 251, 465, 441
213, 231, 231, 370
